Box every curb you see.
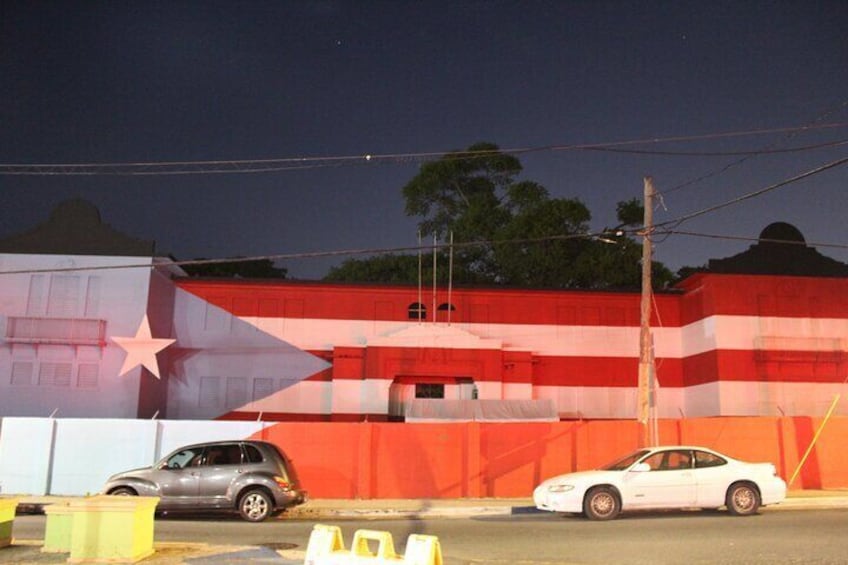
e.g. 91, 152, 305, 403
15, 495, 848, 520
288, 497, 848, 519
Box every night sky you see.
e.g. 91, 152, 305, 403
2, 1, 847, 279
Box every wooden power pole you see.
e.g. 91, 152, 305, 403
638, 176, 656, 447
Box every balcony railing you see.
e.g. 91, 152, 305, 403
4, 317, 107, 346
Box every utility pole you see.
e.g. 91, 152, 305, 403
638, 176, 656, 447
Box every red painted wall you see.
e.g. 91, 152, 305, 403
253, 417, 848, 498
678, 273, 848, 321
177, 279, 680, 326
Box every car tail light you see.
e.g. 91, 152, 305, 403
273, 476, 291, 490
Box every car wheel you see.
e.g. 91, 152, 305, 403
726, 482, 760, 516
239, 489, 273, 522
109, 487, 137, 496
583, 486, 620, 521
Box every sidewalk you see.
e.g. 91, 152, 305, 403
6, 490, 848, 564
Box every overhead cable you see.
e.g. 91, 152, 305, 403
653, 154, 848, 231
1, 122, 847, 176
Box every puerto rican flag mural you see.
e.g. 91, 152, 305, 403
164, 286, 331, 420
174, 272, 848, 421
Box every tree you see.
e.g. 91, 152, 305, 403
493, 183, 593, 287
325, 254, 420, 284
326, 142, 672, 289
183, 258, 287, 279
572, 198, 675, 290
403, 142, 518, 282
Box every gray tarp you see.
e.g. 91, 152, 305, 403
405, 399, 558, 422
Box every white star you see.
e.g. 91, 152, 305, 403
111, 314, 175, 379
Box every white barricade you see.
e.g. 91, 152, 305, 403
304, 524, 443, 565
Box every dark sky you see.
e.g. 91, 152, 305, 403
2, 1, 847, 279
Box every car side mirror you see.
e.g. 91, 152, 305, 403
631, 462, 651, 472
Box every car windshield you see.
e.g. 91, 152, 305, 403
600, 450, 651, 471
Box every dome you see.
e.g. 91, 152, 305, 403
758, 222, 805, 244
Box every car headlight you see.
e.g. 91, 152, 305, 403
548, 484, 575, 493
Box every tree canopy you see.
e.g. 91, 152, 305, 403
326, 142, 673, 290
183, 258, 287, 279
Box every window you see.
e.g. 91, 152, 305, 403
415, 383, 444, 399
226, 377, 248, 407
77, 364, 99, 388
642, 452, 666, 471
244, 444, 264, 463
408, 302, 426, 320
694, 451, 727, 468
253, 378, 275, 402
47, 276, 80, 317
437, 303, 455, 311
165, 447, 204, 469
199, 376, 221, 408
39, 362, 72, 386
666, 450, 692, 470
10, 362, 34, 386
203, 444, 243, 466
642, 450, 692, 471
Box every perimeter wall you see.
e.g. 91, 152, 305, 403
253, 416, 848, 498
2, 416, 845, 497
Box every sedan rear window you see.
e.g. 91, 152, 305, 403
694, 451, 727, 468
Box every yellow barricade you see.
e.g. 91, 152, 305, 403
0, 497, 19, 549
305, 524, 443, 565
404, 534, 443, 565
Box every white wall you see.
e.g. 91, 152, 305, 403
0, 417, 267, 496
0, 254, 155, 418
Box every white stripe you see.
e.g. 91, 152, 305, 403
245, 315, 848, 362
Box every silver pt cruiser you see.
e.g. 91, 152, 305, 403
102, 439, 307, 521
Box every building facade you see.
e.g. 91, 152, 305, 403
1, 202, 846, 421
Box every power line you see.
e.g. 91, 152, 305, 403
0, 231, 611, 276
658, 98, 848, 197
584, 138, 848, 157
3, 220, 847, 278
2, 122, 848, 176
653, 154, 848, 231
655, 229, 848, 251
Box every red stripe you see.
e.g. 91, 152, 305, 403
177, 279, 680, 326
179, 274, 848, 327
684, 349, 847, 385
679, 273, 848, 321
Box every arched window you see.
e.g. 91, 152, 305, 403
437, 303, 455, 312
408, 302, 426, 320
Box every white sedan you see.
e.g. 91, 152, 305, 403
533, 445, 786, 520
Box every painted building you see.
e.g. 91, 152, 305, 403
1, 202, 846, 421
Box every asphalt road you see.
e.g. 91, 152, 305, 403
11, 508, 848, 564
